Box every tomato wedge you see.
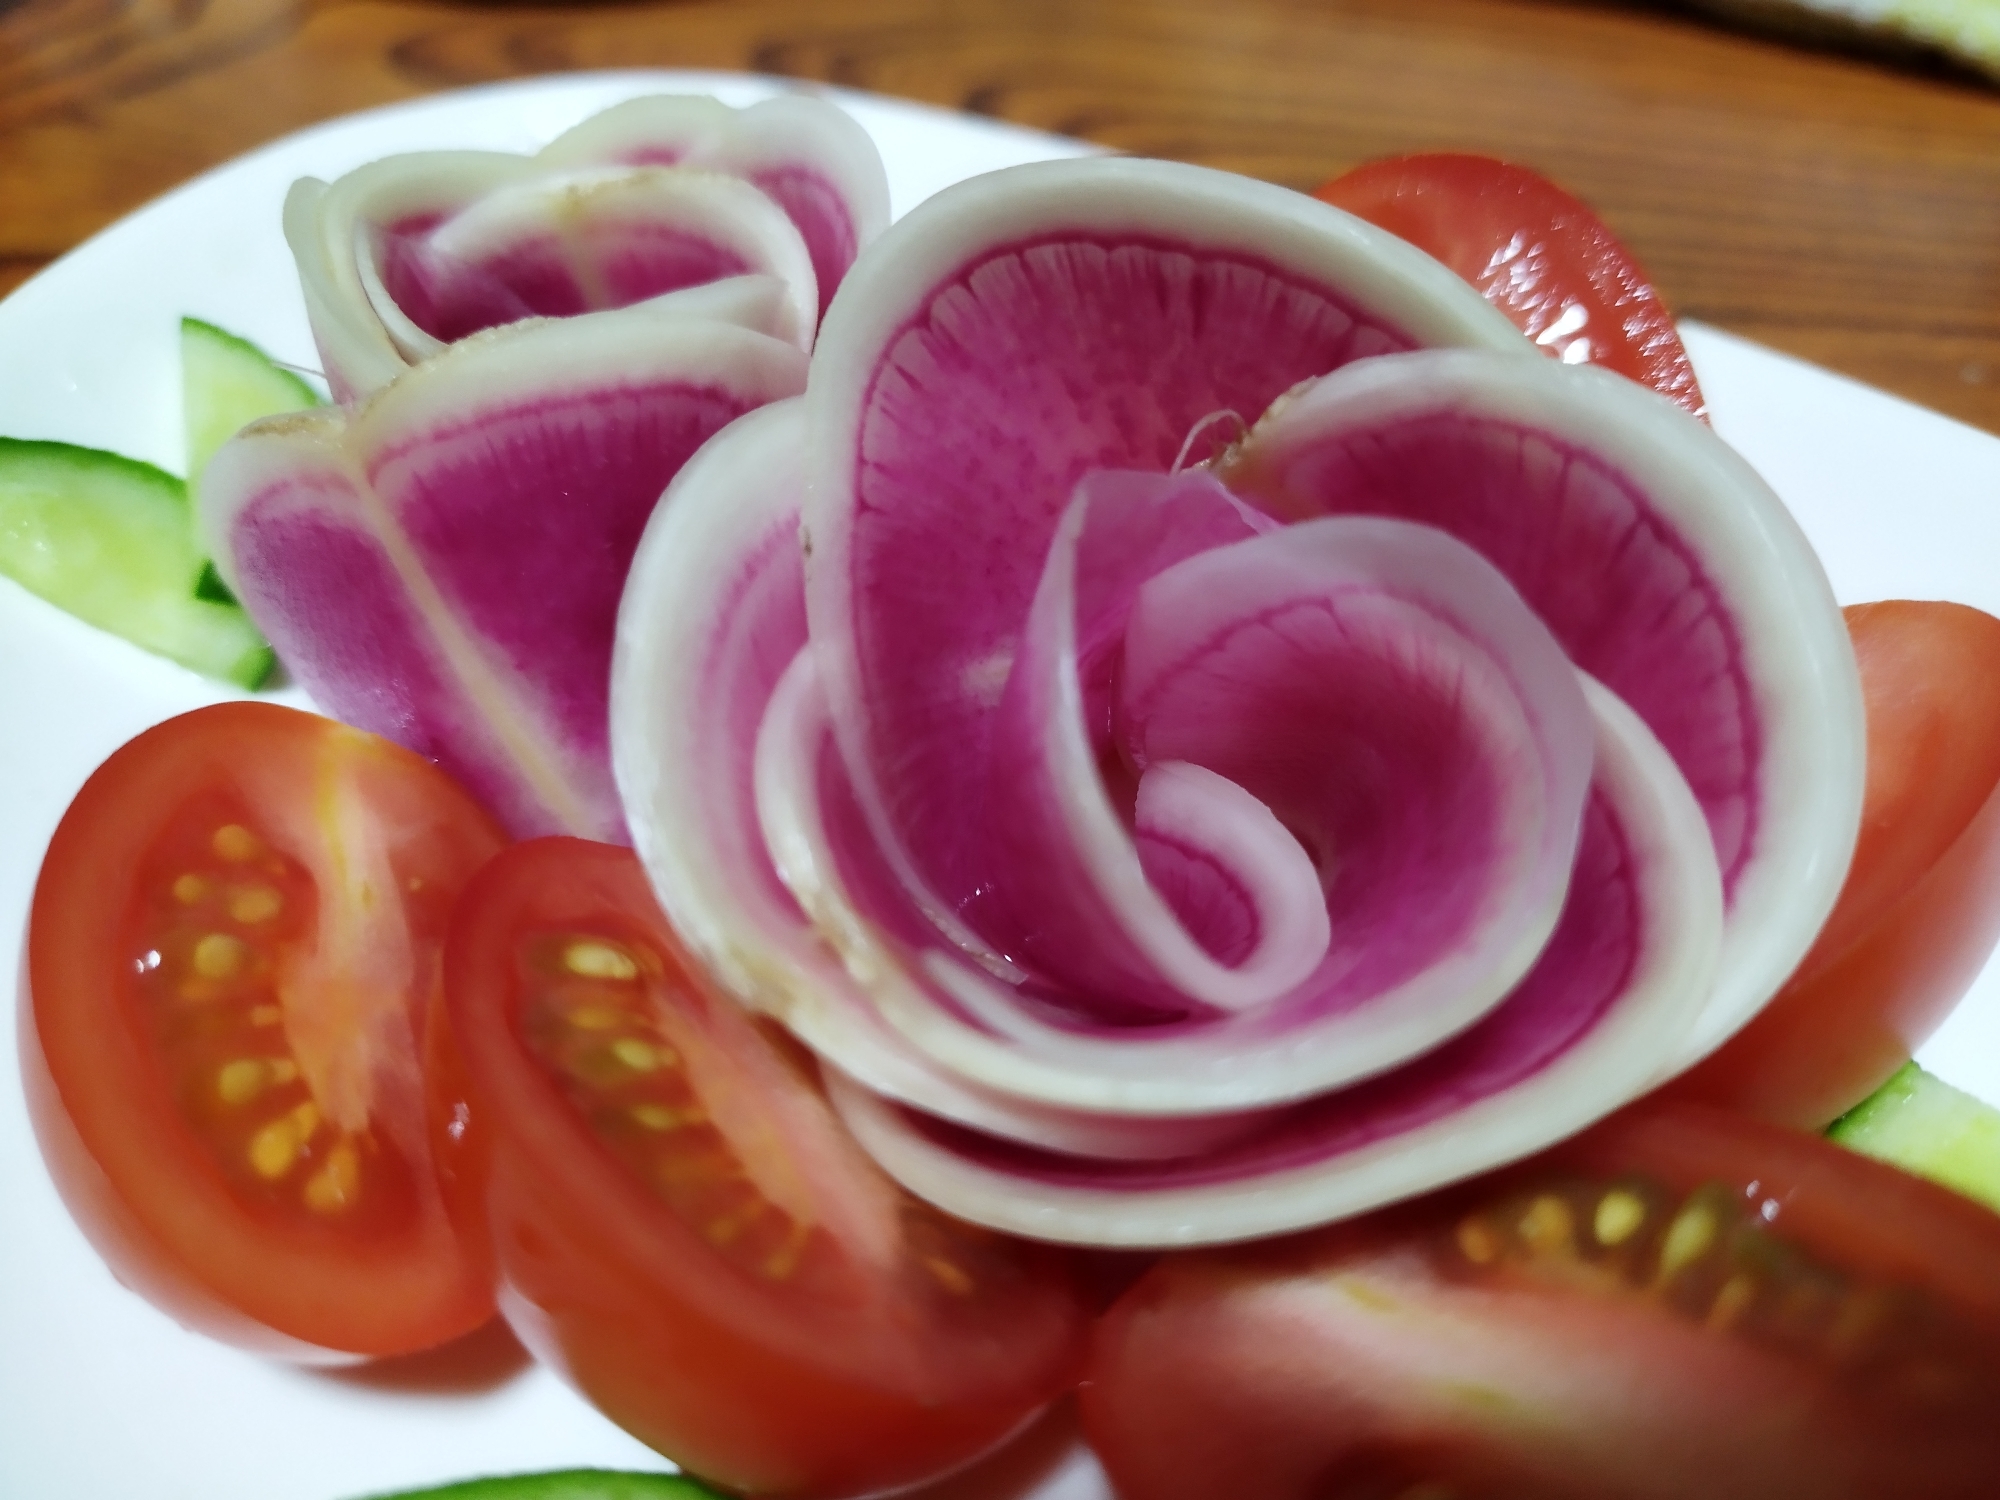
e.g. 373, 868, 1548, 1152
434, 838, 1090, 1499
1082, 1101, 2000, 1500
1673, 601, 2000, 1127
1315, 153, 1706, 418
24, 701, 506, 1359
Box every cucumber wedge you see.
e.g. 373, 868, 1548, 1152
182, 315, 321, 485
0, 437, 274, 687
358, 1471, 724, 1500
1828, 1062, 2000, 1214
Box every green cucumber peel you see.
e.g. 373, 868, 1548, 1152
355, 1470, 727, 1500
181, 315, 321, 485
0, 436, 274, 687
1828, 1061, 2000, 1214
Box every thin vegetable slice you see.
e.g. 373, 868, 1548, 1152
802, 158, 1529, 954
367, 170, 817, 363
1831, 1063, 2000, 1214
358, 1472, 724, 1500
537, 93, 891, 323
288, 93, 886, 399
825, 675, 1723, 1243
202, 311, 806, 841
612, 406, 1244, 1161
182, 317, 321, 485
1218, 349, 1863, 1066
0, 437, 273, 686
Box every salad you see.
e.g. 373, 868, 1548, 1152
3, 76, 2000, 1500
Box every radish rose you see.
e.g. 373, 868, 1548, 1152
612, 157, 1865, 1245
289, 93, 889, 400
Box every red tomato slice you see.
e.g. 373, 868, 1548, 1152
1316, 153, 1707, 418
24, 701, 507, 1360
1672, 601, 2000, 1127
1081, 1101, 2000, 1500
434, 837, 1090, 1499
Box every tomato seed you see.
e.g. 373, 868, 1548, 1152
1707, 1272, 1758, 1332
612, 1038, 663, 1072
211, 824, 261, 862
760, 1222, 811, 1281
172, 873, 207, 904
217, 1058, 269, 1104
228, 886, 282, 923
304, 1139, 361, 1214
249, 1100, 321, 1179
923, 1255, 975, 1296
1593, 1189, 1646, 1247
1657, 1202, 1719, 1281
191, 932, 247, 980
565, 940, 639, 981
1455, 1215, 1502, 1266
1517, 1195, 1574, 1256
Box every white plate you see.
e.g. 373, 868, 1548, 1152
3, 68, 1998, 1500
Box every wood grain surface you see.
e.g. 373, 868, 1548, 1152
5, 0, 2000, 433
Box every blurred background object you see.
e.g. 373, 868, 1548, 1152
1679, 0, 2000, 83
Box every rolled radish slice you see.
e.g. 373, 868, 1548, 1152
970, 473, 1592, 1037
288, 92, 885, 399
288, 152, 524, 401
827, 677, 1727, 1246
611, 402, 1257, 1161
744, 505, 1606, 1119
1218, 349, 1865, 1065
203, 312, 807, 842
366, 168, 818, 363
539, 92, 892, 323
801, 156, 1533, 976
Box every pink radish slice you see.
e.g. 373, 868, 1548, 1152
287, 153, 524, 401
538, 93, 891, 322
287, 93, 885, 399
1219, 350, 1864, 1065
744, 528, 1600, 1120
202, 312, 806, 842
826, 677, 1726, 1246
610, 402, 1259, 1161
972, 471, 1593, 1049
371, 168, 816, 352
802, 156, 1533, 967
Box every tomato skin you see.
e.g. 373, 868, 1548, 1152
1672, 601, 2000, 1127
1315, 153, 1706, 418
1081, 1102, 2000, 1500
439, 838, 1090, 1498
24, 702, 506, 1359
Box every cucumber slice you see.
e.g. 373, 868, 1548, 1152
0, 437, 274, 687
1828, 1062, 2000, 1213
182, 316, 321, 484
357, 1471, 725, 1500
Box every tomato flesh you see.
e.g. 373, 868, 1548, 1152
1315, 153, 1706, 418
437, 838, 1090, 1498
25, 701, 506, 1359
1672, 601, 2000, 1126
1082, 1102, 2000, 1500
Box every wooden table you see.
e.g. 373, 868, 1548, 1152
6, 0, 2000, 434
